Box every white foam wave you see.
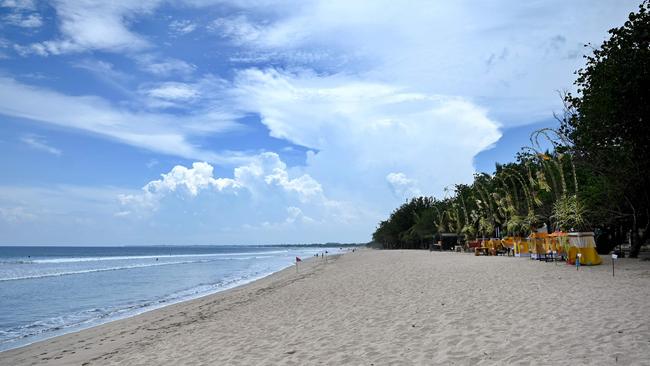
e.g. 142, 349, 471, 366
0, 255, 273, 282
0, 263, 294, 351
26, 250, 287, 264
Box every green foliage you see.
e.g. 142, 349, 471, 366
551, 195, 588, 231
561, 2, 650, 256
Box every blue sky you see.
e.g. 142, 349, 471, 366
0, 0, 639, 245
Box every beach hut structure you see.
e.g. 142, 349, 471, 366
440, 233, 460, 251
566, 232, 602, 265
484, 238, 507, 255
430, 233, 460, 251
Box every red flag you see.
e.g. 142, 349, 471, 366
295, 256, 302, 262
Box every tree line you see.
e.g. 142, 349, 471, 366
372, 2, 649, 257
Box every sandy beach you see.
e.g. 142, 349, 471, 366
2, 249, 649, 365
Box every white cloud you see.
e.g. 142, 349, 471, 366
134, 54, 196, 76
215, 0, 639, 125
17, 0, 161, 55
208, 15, 265, 45
3, 12, 42, 28
169, 19, 197, 35
14, 40, 82, 56
285, 206, 312, 224
115, 153, 365, 242
144, 82, 199, 102
0, 76, 247, 165
233, 152, 324, 202
142, 161, 238, 197
20, 134, 62, 156
120, 153, 326, 212
0, 0, 36, 10
137, 75, 230, 110
0, 155, 365, 244
73, 59, 129, 81
231, 68, 501, 204
386, 172, 420, 199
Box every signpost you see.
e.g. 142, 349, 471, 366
612, 253, 618, 277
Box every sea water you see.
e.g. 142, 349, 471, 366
0, 245, 339, 351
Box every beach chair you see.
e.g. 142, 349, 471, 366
471, 240, 489, 256
549, 231, 568, 261
496, 242, 507, 256
514, 237, 530, 257
529, 232, 546, 260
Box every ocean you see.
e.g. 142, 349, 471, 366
0, 245, 339, 352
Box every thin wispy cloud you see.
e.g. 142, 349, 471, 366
20, 134, 62, 156
169, 20, 198, 36
0, 77, 248, 165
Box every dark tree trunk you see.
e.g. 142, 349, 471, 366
629, 228, 640, 258
629, 222, 647, 258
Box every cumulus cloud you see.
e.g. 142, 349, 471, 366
120, 153, 327, 213
231, 68, 501, 203
285, 206, 313, 224
386, 172, 420, 199
142, 161, 238, 197
114, 152, 369, 242
124, 150, 384, 242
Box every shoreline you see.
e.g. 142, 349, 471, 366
0, 257, 308, 353
2, 250, 649, 365
0, 254, 332, 364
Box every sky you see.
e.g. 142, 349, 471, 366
0, 0, 640, 245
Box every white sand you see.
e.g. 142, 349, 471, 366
2, 250, 649, 365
